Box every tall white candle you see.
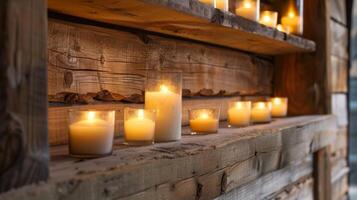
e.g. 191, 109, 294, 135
69, 111, 114, 157
145, 85, 182, 141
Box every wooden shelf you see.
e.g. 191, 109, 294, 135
48, 0, 316, 55
2, 116, 336, 200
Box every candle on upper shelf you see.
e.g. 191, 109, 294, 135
199, 0, 228, 11
270, 97, 288, 117
228, 101, 251, 127
259, 11, 278, 28
68, 110, 115, 158
189, 108, 220, 134
235, 0, 260, 21
251, 102, 271, 123
280, 0, 303, 35
124, 108, 156, 145
277, 24, 291, 34
145, 72, 182, 142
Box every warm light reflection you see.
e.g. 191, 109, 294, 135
199, 112, 210, 119
273, 98, 281, 105
262, 15, 271, 23
288, 11, 295, 18
257, 102, 266, 109
235, 102, 243, 109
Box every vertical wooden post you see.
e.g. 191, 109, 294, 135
274, 0, 331, 115
0, 0, 48, 192
313, 147, 332, 200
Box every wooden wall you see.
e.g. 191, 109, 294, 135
47, 18, 274, 145
329, 0, 350, 199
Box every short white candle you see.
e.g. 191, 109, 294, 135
69, 111, 114, 157
145, 85, 182, 142
190, 110, 219, 134
228, 101, 251, 127
124, 109, 155, 144
235, 0, 259, 21
270, 97, 288, 117
251, 102, 271, 123
259, 11, 278, 28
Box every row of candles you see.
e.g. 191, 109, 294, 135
68, 72, 288, 158
199, 0, 303, 35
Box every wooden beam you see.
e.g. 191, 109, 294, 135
0, 0, 48, 193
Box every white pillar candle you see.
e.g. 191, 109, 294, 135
235, 0, 259, 21
228, 101, 251, 127
270, 97, 288, 117
124, 109, 155, 145
259, 11, 278, 28
145, 85, 182, 142
251, 102, 271, 123
69, 111, 115, 157
189, 109, 219, 134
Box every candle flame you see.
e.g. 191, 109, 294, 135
87, 111, 96, 121
273, 98, 281, 105
262, 15, 271, 23
160, 85, 170, 93
257, 102, 266, 109
288, 11, 295, 18
243, 0, 252, 8
199, 112, 209, 119
235, 102, 243, 109
137, 109, 145, 119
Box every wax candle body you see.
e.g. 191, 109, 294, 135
251, 103, 271, 123
228, 103, 251, 127
190, 117, 218, 133
259, 11, 278, 28
270, 98, 288, 117
124, 117, 155, 142
235, 0, 259, 21
145, 88, 182, 141
69, 118, 114, 156
215, 0, 228, 11
281, 13, 301, 34
199, 0, 213, 6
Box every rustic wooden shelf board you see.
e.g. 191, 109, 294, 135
47, 0, 316, 55
1, 115, 336, 200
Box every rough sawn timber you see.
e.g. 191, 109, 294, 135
47, 0, 315, 55
0, 115, 337, 200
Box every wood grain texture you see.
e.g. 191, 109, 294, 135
331, 94, 348, 127
330, 20, 348, 59
0, 115, 337, 200
274, 0, 331, 115
270, 177, 314, 200
47, 0, 316, 55
0, 0, 48, 192
330, 0, 347, 25
330, 56, 348, 93
48, 19, 273, 97
313, 147, 332, 200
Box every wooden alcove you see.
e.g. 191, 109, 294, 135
0, 0, 349, 199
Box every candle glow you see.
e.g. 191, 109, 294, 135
235, 0, 259, 21
270, 97, 288, 117
124, 108, 155, 145
189, 109, 219, 134
228, 101, 251, 127
251, 102, 271, 123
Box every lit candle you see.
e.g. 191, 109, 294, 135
235, 0, 259, 21
281, 9, 301, 34
228, 101, 251, 127
124, 108, 156, 145
189, 109, 219, 134
259, 11, 278, 28
277, 24, 291, 34
214, 0, 229, 11
270, 97, 288, 117
199, 0, 214, 6
145, 84, 182, 141
251, 102, 271, 123
69, 111, 115, 157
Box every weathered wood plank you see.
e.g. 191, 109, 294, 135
330, 20, 348, 59
267, 177, 313, 200
0, 116, 337, 200
331, 94, 348, 127
0, 0, 48, 192
274, 0, 330, 115
330, 56, 348, 93
47, 0, 316, 55
330, 0, 347, 25
331, 173, 349, 200
313, 147, 332, 200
